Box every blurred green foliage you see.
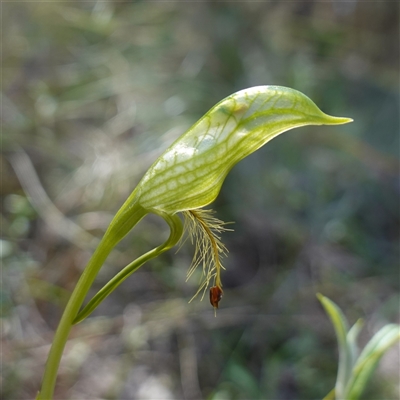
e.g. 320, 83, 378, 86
2, 2, 398, 399
318, 294, 399, 400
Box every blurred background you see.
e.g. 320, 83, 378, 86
2, 1, 399, 399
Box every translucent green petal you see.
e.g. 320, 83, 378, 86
135, 86, 352, 213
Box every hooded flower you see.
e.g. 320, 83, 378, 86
39, 86, 353, 400
134, 85, 352, 214
75, 85, 352, 321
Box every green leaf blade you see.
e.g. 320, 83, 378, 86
345, 324, 400, 400
317, 293, 353, 399
347, 319, 364, 367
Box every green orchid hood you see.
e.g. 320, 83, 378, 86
133, 85, 352, 214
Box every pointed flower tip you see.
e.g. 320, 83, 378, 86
322, 115, 354, 125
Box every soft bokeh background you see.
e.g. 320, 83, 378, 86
2, 2, 399, 399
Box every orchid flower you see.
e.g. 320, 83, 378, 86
37, 86, 352, 400
75, 85, 352, 320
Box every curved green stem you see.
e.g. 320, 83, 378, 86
37, 239, 115, 400
37, 202, 150, 400
73, 211, 183, 324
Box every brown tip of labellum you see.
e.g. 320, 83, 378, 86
210, 285, 223, 310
